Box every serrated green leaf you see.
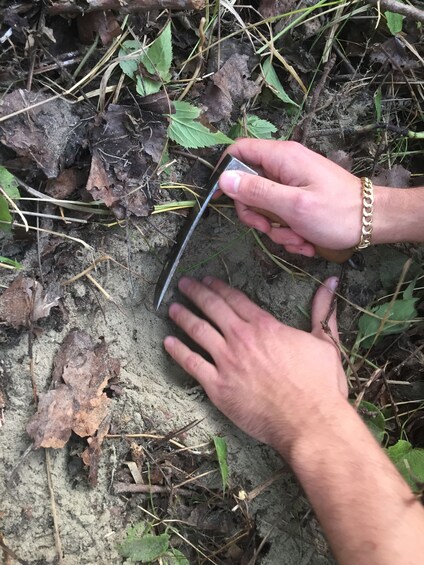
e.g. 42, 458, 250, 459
213, 435, 229, 493
229, 114, 277, 140
261, 58, 298, 107
357, 400, 386, 443
163, 549, 190, 565
0, 256, 23, 269
119, 533, 170, 562
358, 298, 418, 349
387, 440, 424, 490
0, 166, 20, 199
119, 21, 172, 94
168, 101, 233, 149
385, 11, 404, 35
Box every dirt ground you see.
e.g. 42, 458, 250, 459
1, 1, 423, 563
1, 204, 383, 564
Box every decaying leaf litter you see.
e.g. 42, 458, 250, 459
0, 0, 424, 563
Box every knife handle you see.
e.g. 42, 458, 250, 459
251, 207, 354, 264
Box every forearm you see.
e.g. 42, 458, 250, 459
283, 401, 424, 565
374, 185, 424, 244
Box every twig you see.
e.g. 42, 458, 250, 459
367, 0, 424, 25
0, 534, 29, 565
45, 450, 64, 565
294, 54, 337, 144
46, 0, 206, 14
310, 122, 424, 139
114, 483, 192, 495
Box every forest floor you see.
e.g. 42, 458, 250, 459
0, 1, 423, 564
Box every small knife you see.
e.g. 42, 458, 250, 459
154, 155, 353, 309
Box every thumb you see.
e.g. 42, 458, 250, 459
219, 170, 297, 216
311, 277, 339, 344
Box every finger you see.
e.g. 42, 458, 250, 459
178, 277, 242, 336
219, 171, 298, 224
168, 303, 226, 357
311, 277, 339, 345
202, 276, 266, 322
268, 227, 306, 246
284, 243, 316, 257
234, 200, 272, 233
164, 336, 218, 389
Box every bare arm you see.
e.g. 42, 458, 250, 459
287, 402, 424, 565
164, 276, 424, 565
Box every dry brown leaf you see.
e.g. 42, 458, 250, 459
258, 0, 297, 17
86, 104, 166, 218
27, 331, 120, 468
0, 275, 62, 328
82, 412, 112, 486
373, 165, 411, 188
46, 168, 81, 199
77, 11, 121, 45
203, 54, 260, 123
0, 89, 87, 178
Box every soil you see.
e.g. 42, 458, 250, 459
0, 2, 423, 564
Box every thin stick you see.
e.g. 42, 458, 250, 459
114, 483, 192, 495
367, 0, 424, 24
45, 449, 64, 565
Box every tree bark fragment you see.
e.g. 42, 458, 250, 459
46, 0, 206, 14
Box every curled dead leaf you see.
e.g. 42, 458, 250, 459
0, 275, 62, 329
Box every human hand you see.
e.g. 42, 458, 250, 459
218, 139, 364, 257
164, 276, 348, 458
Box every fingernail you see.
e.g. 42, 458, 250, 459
219, 171, 241, 194
203, 276, 214, 286
326, 277, 339, 293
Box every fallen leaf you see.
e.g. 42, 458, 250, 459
46, 168, 82, 199
203, 54, 260, 123
0, 89, 87, 178
82, 412, 112, 486
373, 164, 411, 188
26, 331, 120, 482
0, 275, 62, 328
326, 150, 353, 172
370, 38, 420, 70
259, 0, 297, 18
77, 11, 121, 45
87, 104, 166, 218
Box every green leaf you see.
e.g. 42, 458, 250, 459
163, 549, 190, 565
385, 11, 404, 35
357, 298, 418, 349
120, 21, 173, 95
387, 440, 424, 490
213, 435, 229, 493
357, 401, 386, 443
0, 256, 23, 269
119, 533, 170, 562
0, 166, 20, 199
168, 101, 233, 149
261, 58, 299, 107
229, 115, 277, 140
0, 196, 12, 230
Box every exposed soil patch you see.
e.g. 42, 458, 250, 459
1, 1, 423, 564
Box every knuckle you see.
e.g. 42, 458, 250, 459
283, 140, 305, 156
202, 293, 219, 311
292, 190, 316, 219
191, 319, 208, 341
248, 177, 268, 201
185, 352, 203, 374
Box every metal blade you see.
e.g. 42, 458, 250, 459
154, 155, 257, 309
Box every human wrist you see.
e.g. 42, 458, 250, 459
272, 396, 351, 464
371, 185, 424, 245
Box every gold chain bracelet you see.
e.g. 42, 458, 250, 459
355, 177, 374, 250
